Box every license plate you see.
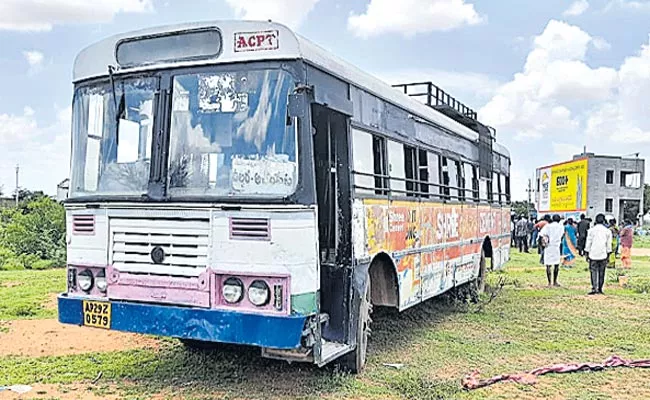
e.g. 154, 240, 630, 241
82, 300, 111, 329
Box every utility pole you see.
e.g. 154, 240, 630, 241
526, 178, 534, 216
15, 164, 19, 206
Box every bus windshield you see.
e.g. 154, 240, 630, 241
69, 77, 158, 198
168, 68, 297, 198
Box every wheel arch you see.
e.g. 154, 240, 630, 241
368, 251, 399, 308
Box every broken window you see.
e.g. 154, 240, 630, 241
620, 171, 641, 188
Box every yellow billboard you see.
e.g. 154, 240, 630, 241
538, 158, 588, 212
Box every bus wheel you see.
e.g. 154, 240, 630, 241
338, 278, 372, 373
180, 338, 219, 350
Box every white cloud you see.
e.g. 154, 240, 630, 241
593, 37, 612, 51
0, 106, 71, 195
479, 20, 650, 198
480, 20, 616, 142
0, 107, 39, 145
372, 68, 502, 106
348, 0, 484, 38
605, 0, 650, 11
586, 36, 650, 143
0, 0, 153, 32
225, 0, 320, 29
552, 142, 584, 161
563, 0, 590, 16
22, 50, 44, 67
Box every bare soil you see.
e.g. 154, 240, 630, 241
0, 384, 120, 400
632, 248, 650, 257
0, 319, 159, 357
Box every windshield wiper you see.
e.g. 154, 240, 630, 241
107, 65, 125, 144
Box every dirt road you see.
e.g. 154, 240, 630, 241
0, 319, 158, 357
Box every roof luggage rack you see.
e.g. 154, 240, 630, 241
392, 81, 495, 138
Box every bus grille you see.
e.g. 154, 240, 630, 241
110, 217, 210, 277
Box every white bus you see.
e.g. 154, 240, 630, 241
58, 20, 511, 372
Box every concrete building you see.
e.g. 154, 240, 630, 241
56, 178, 69, 202
536, 153, 645, 223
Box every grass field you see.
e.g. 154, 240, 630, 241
633, 235, 650, 249
2, 253, 650, 399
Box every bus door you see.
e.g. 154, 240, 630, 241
311, 104, 354, 351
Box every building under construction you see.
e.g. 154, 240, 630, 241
535, 153, 645, 223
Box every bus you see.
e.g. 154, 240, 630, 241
58, 20, 511, 373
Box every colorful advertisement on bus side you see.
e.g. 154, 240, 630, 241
538, 158, 588, 213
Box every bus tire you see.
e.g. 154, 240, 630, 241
180, 338, 219, 350
337, 277, 372, 373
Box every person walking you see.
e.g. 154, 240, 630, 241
528, 218, 536, 248
561, 218, 578, 267
536, 215, 551, 264
619, 220, 635, 269
577, 214, 591, 257
515, 215, 529, 253
540, 214, 564, 287
585, 214, 613, 295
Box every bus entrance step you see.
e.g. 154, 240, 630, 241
318, 340, 352, 366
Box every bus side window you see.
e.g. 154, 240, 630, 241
493, 173, 500, 204
439, 157, 450, 200
352, 129, 374, 195
486, 178, 493, 203
500, 174, 508, 204
447, 159, 458, 200
505, 175, 511, 203
404, 145, 417, 197
427, 153, 439, 199
418, 149, 429, 198
472, 166, 480, 202
456, 160, 465, 202
463, 163, 473, 202
373, 136, 389, 195
388, 140, 405, 196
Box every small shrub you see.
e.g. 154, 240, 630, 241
11, 304, 37, 317
627, 278, 650, 294
19, 253, 41, 269
32, 259, 55, 270
0, 246, 16, 266
0, 257, 25, 271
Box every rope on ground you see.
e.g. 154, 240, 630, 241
462, 355, 650, 390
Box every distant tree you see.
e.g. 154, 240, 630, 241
511, 201, 534, 218
0, 196, 65, 265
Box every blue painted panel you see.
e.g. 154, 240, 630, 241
58, 295, 305, 349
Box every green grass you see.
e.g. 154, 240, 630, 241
0, 268, 66, 320
634, 234, 650, 249
2, 256, 650, 399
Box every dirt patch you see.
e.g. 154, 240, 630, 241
0, 281, 23, 288
0, 384, 121, 400
40, 293, 58, 311
632, 248, 650, 257
0, 319, 159, 357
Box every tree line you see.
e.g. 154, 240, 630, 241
0, 191, 65, 270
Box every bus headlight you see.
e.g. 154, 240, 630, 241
95, 270, 107, 293
222, 278, 244, 303
78, 269, 94, 292
248, 280, 270, 306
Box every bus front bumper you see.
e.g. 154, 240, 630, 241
57, 295, 307, 349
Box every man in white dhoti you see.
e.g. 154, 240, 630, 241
539, 214, 564, 287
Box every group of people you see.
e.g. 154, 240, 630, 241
511, 213, 636, 294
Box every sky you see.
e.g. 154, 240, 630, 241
1, 0, 650, 201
